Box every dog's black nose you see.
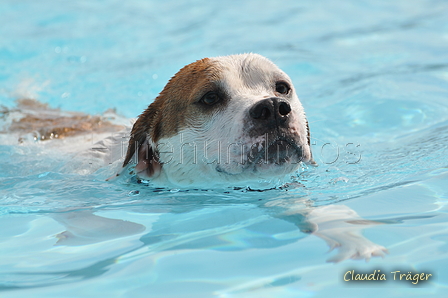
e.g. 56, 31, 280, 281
249, 97, 291, 127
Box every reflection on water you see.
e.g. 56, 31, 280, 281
1, 185, 441, 293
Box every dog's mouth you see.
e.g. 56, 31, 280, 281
248, 137, 304, 165
215, 137, 305, 175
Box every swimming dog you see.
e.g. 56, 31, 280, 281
120, 53, 315, 187
2, 54, 387, 262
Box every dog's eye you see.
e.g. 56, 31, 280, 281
275, 82, 290, 95
200, 92, 220, 105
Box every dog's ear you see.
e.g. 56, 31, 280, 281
306, 119, 311, 147
122, 101, 163, 178
306, 119, 317, 166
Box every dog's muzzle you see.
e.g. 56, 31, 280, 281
244, 97, 305, 166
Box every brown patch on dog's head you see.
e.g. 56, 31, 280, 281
123, 58, 221, 177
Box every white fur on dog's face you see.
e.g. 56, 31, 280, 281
123, 53, 314, 187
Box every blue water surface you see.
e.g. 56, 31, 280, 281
1, 0, 448, 297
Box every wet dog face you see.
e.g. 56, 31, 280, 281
122, 53, 314, 187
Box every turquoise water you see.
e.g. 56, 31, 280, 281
1, 0, 448, 297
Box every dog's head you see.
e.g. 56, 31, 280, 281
123, 53, 315, 187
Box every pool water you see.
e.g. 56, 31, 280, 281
1, 0, 448, 297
